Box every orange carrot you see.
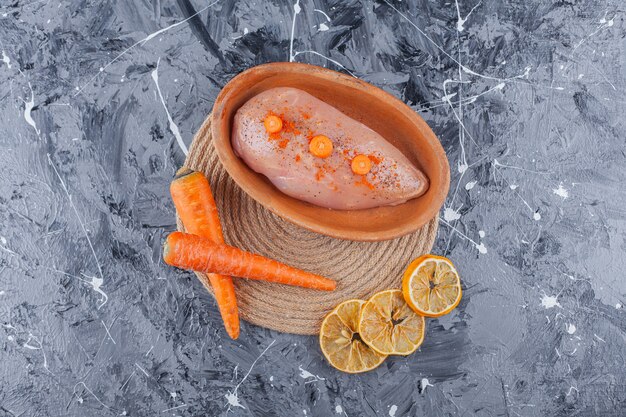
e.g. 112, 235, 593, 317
309, 135, 333, 158
351, 155, 372, 175
264, 115, 283, 133
163, 232, 337, 291
170, 169, 240, 339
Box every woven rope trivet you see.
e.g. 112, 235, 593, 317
176, 114, 438, 335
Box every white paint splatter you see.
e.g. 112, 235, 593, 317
313, 8, 331, 21
298, 365, 325, 383
443, 207, 461, 222
594, 334, 606, 342
243, 27, 249, 35
494, 160, 546, 220
161, 405, 189, 414
478, 230, 485, 238
151, 58, 188, 156
289, 0, 301, 62
1, 50, 11, 69
616, 303, 622, 309
475, 242, 488, 254
303, 410, 307, 416
553, 183, 569, 199
567, 386, 579, 396
49, 269, 108, 309
23, 83, 40, 136
224, 392, 244, 409
83, 274, 108, 309
569, 15, 615, 61
442, 79, 471, 174
465, 180, 477, 190
454, 0, 481, 32
541, 294, 561, 309
389, 405, 398, 417
0, 236, 6, 245
269, 376, 274, 382
23, 333, 42, 350
8, 335, 14, 341
509, 184, 518, 190
441, 91, 457, 102
566, 323, 576, 334
318, 23, 329, 32
421, 378, 434, 392
225, 340, 276, 411
0, 291, 5, 296
71, 382, 113, 411
335, 405, 343, 414
439, 218, 485, 255
101, 319, 116, 344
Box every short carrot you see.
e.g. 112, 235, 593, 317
163, 232, 337, 291
170, 168, 240, 339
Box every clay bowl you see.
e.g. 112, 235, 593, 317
211, 62, 449, 242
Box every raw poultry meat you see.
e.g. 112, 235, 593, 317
232, 87, 429, 210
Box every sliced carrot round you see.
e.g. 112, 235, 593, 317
264, 115, 283, 133
351, 155, 372, 175
309, 135, 333, 158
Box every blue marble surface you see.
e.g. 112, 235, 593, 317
0, 0, 625, 416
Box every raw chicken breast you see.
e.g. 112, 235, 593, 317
232, 87, 429, 210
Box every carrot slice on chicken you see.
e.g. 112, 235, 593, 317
351, 155, 372, 175
309, 135, 333, 158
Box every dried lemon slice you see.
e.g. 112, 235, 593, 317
358, 290, 426, 355
319, 299, 387, 373
402, 254, 462, 317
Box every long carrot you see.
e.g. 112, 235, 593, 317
163, 232, 337, 291
170, 168, 239, 339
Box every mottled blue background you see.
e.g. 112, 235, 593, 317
1, 0, 625, 416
